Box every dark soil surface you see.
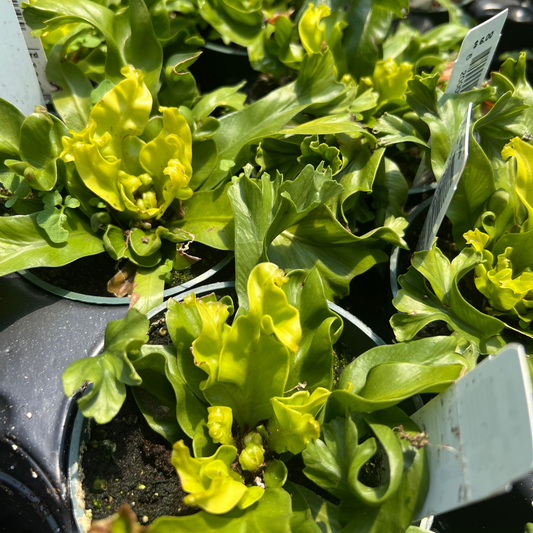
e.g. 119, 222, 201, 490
80, 390, 196, 525
31, 253, 120, 297
147, 310, 174, 346
29, 242, 228, 298
0, 196, 15, 217
333, 340, 356, 388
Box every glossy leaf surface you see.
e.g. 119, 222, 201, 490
328, 336, 466, 415
189, 263, 298, 427
304, 407, 428, 533
171, 440, 263, 514
203, 51, 345, 190
0, 210, 104, 276
148, 488, 318, 533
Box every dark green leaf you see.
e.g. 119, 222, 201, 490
46, 32, 93, 132
279, 114, 372, 139
335, 0, 399, 79
166, 295, 214, 405
194, 0, 263, 47
406, 74, 492, 180
303, 411, 404, 503
131, 259, 173, 314
269, 205, 406, 300
170, 183, 235, 250
298, 136, 343, 176
282, 268, 343, 392
103, 225, 162, 267
286, 483, 341, 533
337, 410, 429, 533
0, 98, 24, 173
391, 244, 506, 352
192, 82, 247, 120
325, 336, 467, 414
374, 113, 429, 148
19, 108, 69, 191
228, 173, 279, 307
256, 138, 303, 181
203, 52, 345, 190
62, 308, 148, 423
125, 0, 163, 101
338, 146, 385, 224
36, 205, 69, 243
132, 344, 209, 445
371, 157, 408, 223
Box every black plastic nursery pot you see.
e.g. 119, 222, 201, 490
64, 280, 386, 532
468, 0, 533, 82
469, 0, 533, 50
0, 272, 127, 533
407, 0, 473, 33
0, 252, 232, 532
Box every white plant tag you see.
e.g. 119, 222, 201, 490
411, 11, 507, 200
415, 102, 472, 252
446, 9, 508, 94
411, 343, 533, 520
0, 0, 45, 114
9, 0, 53, 102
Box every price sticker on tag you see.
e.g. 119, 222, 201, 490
446, 9, 508, 94
9, 0, 53, 102
416, 102, 472, 252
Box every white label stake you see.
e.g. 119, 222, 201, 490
412, 343, 533, 519
416, 102, 472, 252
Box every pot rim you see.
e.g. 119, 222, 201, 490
410, 0, 473, 13
17, 252, 233, 305
67, 279, 385, 532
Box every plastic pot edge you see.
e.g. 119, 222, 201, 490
17, 253, 233, 305
410, 0, 472, 12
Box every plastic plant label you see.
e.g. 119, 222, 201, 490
446, 9, 508, 94
9, 0, 53, 102
415, 102, 472, 252
411, 343, 533, 520
411, 11, 507, 191
0, 0, 46, 114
